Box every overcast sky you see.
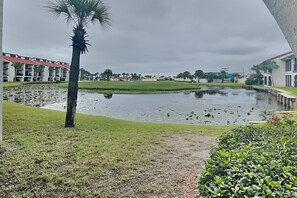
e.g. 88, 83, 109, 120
3, 0, 291, 76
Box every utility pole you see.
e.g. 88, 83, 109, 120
0, 0, 3, 141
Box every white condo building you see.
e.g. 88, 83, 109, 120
263, 51, 297, 87
3, 52, 70, 82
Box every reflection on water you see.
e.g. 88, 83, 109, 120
4, 84, 67, 107
40, 86, 288, 125
194, 89, 227, 99
103, 94, 113, 99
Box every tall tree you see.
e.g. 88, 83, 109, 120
251, 64, 263, 85
260, 60, 279, 73
102, 69, 113, 81
34, 65, 45, 81
221, 70, 227, 83
182, 71, 192, 79
194, 70, 204, 82
259, 60, 279, 86
80, 68, 92, 80
13, 62, 24, 81
47, 0, 110, 127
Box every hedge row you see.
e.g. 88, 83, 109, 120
197, 118, 297, 197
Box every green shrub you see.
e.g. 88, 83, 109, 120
197, 122, 297, 197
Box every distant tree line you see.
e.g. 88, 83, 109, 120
79, 68, 242, 83
79, 68, 143, 81
176, 70, 241, 83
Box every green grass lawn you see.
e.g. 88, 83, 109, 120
3, 82, 23, 87
57, 81, 199, 92
198, 82, 245, 88
276, 87, 297, 97
0, 101, 232, 197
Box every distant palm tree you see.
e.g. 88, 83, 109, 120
46, 0, 111, 127
251, 64, 263, 85
259, 60, 279, 86
13, 62, 24, 81
34, 65, 45, 81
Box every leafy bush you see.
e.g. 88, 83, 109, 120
197, 122, 297, 197
245, 74, 263, 85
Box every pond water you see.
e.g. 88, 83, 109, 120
4, 84, 287, 125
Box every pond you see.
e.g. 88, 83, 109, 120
4, 84, 287, 125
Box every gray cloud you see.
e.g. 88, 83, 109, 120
3, 0, 290, 76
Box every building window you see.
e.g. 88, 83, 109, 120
286, 59, 292, 72
294, 58, 297, 71
286, 75, 292, 86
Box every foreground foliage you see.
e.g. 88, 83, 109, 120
198, 118, 297, 197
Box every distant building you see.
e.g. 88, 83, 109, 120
3, 52, 70, 82
262, 51, 295, 87
118, 75, 131, 81
142, 74, 165, 81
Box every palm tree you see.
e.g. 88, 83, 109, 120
13, 62, 24, 81
46, 0, 110, 127
259, 60, 279, 86
251, 64, 263, 85
34, 65, 45, 81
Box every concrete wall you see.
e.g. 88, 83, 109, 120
263, 0, 297, 57
272, 58, 286, 86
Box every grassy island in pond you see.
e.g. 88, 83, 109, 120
57, 81, 199, 92
0, 101, 233, 197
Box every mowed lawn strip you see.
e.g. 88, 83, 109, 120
197, 82, 245, 88
57, 81, 199, 91
0, 101, 232, 197
276, 87, 297, 97
3, 82, 24, 87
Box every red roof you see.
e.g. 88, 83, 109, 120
36, 60, 64, 68
56, 62, 70, 68
270, 51, 294, 60
3, 56, 40, 66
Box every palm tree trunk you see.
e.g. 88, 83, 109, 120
65, 46, 81, 127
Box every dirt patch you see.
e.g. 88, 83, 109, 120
163, 134, 216, 197
97, 133, 217, 197
122, 133, 217, 197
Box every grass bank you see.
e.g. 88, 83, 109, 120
57, 81, 199, 92
276, 87, 297, 97
0, 101, 232, 197
198, 82, 245, 88
3, 82, 23, 87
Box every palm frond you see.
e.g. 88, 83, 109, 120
45, 0, 73, 23
91, 0, 111, 28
